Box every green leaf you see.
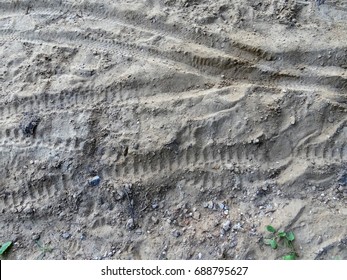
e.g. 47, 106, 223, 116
263, 239, 272, 246
277, 231, 287, 238
266, 225, 276, 233
270, 239, 278, 249
283, 253, 296, 260
286, 231, 295, 241
0, 241, 12, 255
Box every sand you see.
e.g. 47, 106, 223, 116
0, 0, 346, 260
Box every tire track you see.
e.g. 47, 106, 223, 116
297, 142, 347, 163
1, 0, 346, 88
103, 144, 260, 184
2, 25, 344, 91
0, 0, 271, 61
98, 136, 347, 186
0, 27, 252, 79
0, 173, 67, 213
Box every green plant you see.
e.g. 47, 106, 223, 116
35, 240, 53, 259
0, 241, 12, 255
263, 225, 298, 260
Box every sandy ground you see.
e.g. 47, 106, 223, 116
0, 0, 346, 260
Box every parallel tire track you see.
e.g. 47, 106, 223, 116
0, 1, 346, 218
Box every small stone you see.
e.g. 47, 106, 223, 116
133, 143, 139, 150
62, 232, 71, 239
32, 233, 40, 241
172, 230, 181, 238
218, 202, 225, 210
126, 218, 135, 230
338, 174, 347, 186
135, 228, 142, 235
193, 211, 201, 219
222, 220, 231, 232
152, 203, 159, 209
116, 189, 125, 200
20, 113, 40, 137
233, 223, 242, 231
198, 252, 202, 259
89, 176, 101, 186
204, 201, 214, 209
317, 235, 323, 245
290, 116, 296, 125
151, 216, 159, 224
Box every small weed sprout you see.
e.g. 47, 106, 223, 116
263, 225, 298, 260
35, 240, 53, 259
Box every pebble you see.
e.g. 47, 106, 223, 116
317, 235, 323, 245
62, 232, 71, 239
204, 201, 214, 209
198, 252, 202, 259
116, 189, 125, 200
151, 216, 159, 224
233, 223, 242, 231
32, 233, 40, 241
339, 174, 347, 186
218, 202, 226, 210
89, 176, 101, 186
133, 143, 139, 150
126, 218, 135, 230
20, 113, 40, 136
193, 211, 201, 219
290, 116, 296, 125
172, 230, 181, 238
152, 203, 159, 209
222, 220, 231, 232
